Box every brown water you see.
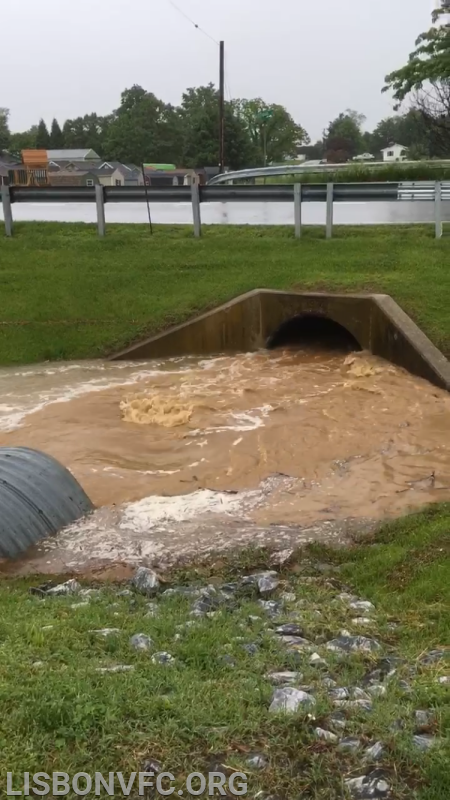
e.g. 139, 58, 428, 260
1, 350, 450, 573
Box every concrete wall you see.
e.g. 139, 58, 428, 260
115, 292, 263, 360
112, 290, 450, 391
258, 290, 374, 349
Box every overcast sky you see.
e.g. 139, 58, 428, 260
2, 0, 434, 139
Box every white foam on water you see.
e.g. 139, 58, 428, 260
187, 405, 274, 437
0, 356, 232, 432
119, 488, 256, 533
40, 483, 264, 564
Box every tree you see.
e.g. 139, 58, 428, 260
323, 109, 365, 162
8, 126, 38, 156
0, 108, 10, 153
49, 118, 64, 149
62, 113, 111, 155
233, 98, 309, 165
383, 10, 450, 155
368, 111, 430, 157
180, 84, 255, 169
104, 85, 183, 165
35, 119, 50, 149
297, 141, 324, 161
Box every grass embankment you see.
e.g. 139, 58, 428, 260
0, 223, 450, 365
268, 163, 450, 183
0, 506, 449, 798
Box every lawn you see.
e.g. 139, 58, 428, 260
0, 222, 449, 365
0, 505, 449, 798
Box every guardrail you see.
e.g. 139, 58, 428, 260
1, 181, 447, 239
207, 164, 450, 184
398, 181, 450, 201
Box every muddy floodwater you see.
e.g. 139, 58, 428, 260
1, 349, 450, 574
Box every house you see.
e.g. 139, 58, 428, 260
47, 148, 101, 163
10, 150, 48, 185
143, 167, 198, 186
381, 144, 408, 163
0, 153, 19, 184
0, 161, 9, 185
47, 169, 100, 187
47, 161, 144, 187
97, 162, 144, 186
202, 166, 221, 182
195, 166, 229, 184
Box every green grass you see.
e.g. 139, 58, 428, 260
265, 163, 450, 183
0, 506, 449, 798
0, 222, 450, 365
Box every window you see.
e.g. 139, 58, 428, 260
387, 151, 394, 157
400, 149, 406, 156
115, 179, 121, 186
86, 179, 94, 187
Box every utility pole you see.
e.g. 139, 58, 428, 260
219, 40, 225, 173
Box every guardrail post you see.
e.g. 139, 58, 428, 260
191, 182, 202, 237
1, 185, 13, 237
95, 184, 106, 238
294, 183, 302, 239
435, 181, 443, 239
326, 183, 333, 239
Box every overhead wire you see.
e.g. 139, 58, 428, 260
165, 1, 233, 102
166, 0, 219, 45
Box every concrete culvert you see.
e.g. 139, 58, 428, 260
0, 447, 93, 559
266, 314, 362, 353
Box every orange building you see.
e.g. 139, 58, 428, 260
8, 150, 49, 186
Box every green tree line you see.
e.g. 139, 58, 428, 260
0, 84, 308, 170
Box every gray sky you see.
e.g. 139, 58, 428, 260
2, 0, 433, 139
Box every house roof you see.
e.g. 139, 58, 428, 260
48, 160, 115, 175
381, 143, 407, 151
101, 162, 142, 178
49, 169, 97, 179
46, 149, 100, 160
0, 151, 20, 164
101, 161, 131, 170
143, 167, 193, 176
49, 159, 105, 170
203, 166, 221, 177
0, 158, 20, 170
22, 149, 48, 166
90, 166, 114, 176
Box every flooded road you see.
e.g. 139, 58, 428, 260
3, 200, 449, 227
1, 349, 450, 574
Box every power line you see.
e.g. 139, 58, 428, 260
166, 0, 219, 45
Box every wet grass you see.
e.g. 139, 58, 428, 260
0, 222, 450, 364
0, 505, 449, 798
265, 162, 450, 183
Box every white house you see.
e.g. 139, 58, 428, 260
381, 144, 408, 163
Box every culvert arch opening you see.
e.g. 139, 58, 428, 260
266, 314, 362, 352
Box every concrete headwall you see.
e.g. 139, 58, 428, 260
258, 291, 374, 349
112, 290, 450, 391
